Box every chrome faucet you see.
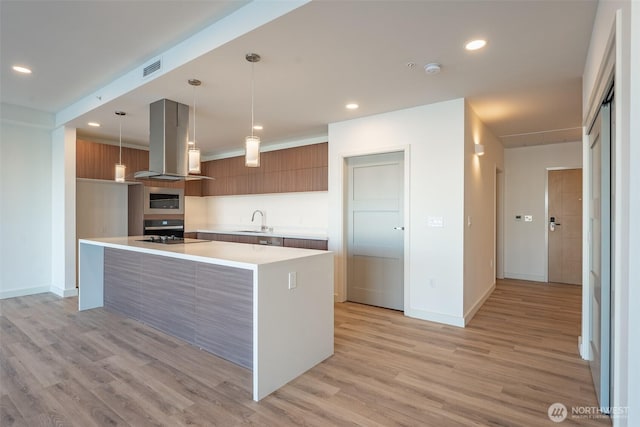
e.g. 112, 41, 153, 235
251, 209, 267, 232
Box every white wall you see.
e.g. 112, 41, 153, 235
185, 192, 328, 236
503, 142, 582, 282
0, 105, 54, 298
51, 126, 77, 297
463, 101, 504, 321
329, 99, 466, 326
582, 1, 639, 425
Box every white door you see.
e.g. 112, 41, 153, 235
588, 98, 612, 412
346, 152, 404, 310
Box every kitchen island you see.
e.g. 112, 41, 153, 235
78, 237, 333, 401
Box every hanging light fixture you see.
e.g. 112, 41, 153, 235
187, 78, 202, 174
245, 53, 261, 167
115, 111, 126, 182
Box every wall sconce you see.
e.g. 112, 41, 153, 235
474, 144, 485, 156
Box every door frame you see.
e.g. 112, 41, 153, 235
339, 145, 411, 311
581, 10, 621, 413
544, 167, 583, 284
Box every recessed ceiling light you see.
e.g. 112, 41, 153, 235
253, 124, 263, 131
465, 39, 487, 51
346, 103, 359, 110
12, 65, 32, 74
88, 122, 100, 127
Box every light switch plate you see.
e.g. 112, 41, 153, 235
524, 215, 533, 222
428, 216, 444, 227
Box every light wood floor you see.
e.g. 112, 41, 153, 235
1, 279, 610, 426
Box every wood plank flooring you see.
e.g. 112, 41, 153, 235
0, 279, 610, 426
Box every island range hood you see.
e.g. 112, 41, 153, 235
134, 98, 208, 181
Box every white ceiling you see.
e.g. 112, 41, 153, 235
1, 0, 597, 153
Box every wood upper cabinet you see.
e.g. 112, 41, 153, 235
77, 139, 148, 181
77, 139, 327, 196
76, 139, 183, 189
201, 142, 328, 196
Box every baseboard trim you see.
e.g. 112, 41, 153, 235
49, 286, 78, 298
0, 286, 50, 300
464, 282, 496, 325
404, 308, 465, 328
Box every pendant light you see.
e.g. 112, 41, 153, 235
188, 78, 202, 174
245, 53, 261, 167
114, 111, 126, 182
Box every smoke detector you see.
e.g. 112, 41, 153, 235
424, 63, 441, 74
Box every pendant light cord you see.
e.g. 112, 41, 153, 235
251, 61, 255, 138
118, 115, 122, 164
193, 84, 197, 147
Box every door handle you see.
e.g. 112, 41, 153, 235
393, 226, 405, 231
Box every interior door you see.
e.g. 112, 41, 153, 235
548, 169, 583, 284
588, 99, 612, 412
346, 152, 404, 311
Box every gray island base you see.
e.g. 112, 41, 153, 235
78, 237, 334, 401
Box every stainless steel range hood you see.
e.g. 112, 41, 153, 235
134, 98, 207, 181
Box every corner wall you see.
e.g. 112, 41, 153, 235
503, 142, 582, 282
463, 101, 504, 322
0, 105, 54, 298
328, 99, 466, 326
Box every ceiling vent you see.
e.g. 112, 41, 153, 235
142, 58, 162, 78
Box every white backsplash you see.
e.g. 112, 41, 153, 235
185, 192, 328, 235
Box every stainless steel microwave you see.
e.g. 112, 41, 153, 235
143, 187, 184, 215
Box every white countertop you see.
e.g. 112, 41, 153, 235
79, 236, 329, 270
186, 225, 328, 241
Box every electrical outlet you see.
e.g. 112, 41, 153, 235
288, 272, 297, 289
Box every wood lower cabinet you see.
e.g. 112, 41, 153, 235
103, 247, 253, 369
104, 248, 141, 318
196, 232, 327, 250
283, 238, 328, 250
139, 254, 196, 343
197, 232, 260, 244
195, 263, 253, 369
